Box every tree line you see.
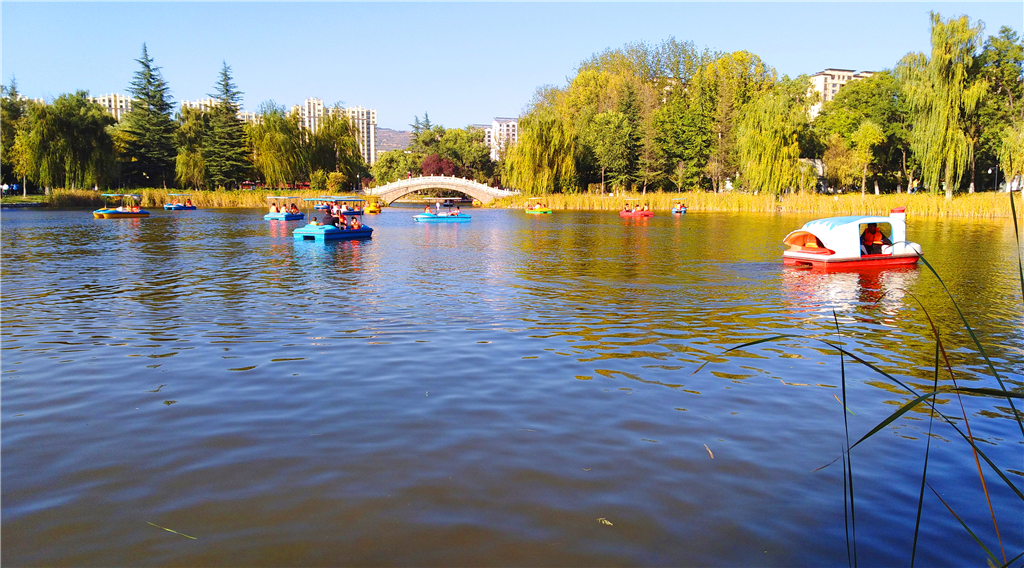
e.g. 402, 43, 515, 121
0, 44, 370, 193
502, 12, 1024, 198
370, 113, 498, 187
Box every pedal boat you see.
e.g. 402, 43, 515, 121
164, 193, 196, 210
264, 196, 305, 220
93, 194, 149, 218
525, 205, 552, 214
782, 208, 922, 269
671, 205, 687, 214
415, 203, 470, 222
619, 209, 654, 218
364, 197, 383, 214
293, 223, 373, 242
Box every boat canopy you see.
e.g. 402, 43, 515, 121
101, 193, 141, 198
267, 196, 300, 200
168, 193, 191, 196
784, 214, 907, 259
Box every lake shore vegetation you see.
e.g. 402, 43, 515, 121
1, 12, 1021, 205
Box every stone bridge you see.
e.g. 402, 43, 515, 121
367, 175, 519, 205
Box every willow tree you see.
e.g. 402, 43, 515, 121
13, 92, 115, 191
303, 110, 365, 189
736, 78, 808, 195
898, 12, 987, 199
503, 113, 578, 195
175, 106, 208, 189
1002, 119, 1024, 191
247, 102, 300, 188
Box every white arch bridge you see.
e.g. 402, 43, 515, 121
367, 175, 519, 205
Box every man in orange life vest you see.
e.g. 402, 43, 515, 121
861, 223, 892, 255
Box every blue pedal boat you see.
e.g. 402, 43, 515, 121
414, 203, 470, 223
672, 204, 688, 214
264, 196, 305, 220
93, 194, 149, 218
293, 223, 373, 242
164, 193, 197, 210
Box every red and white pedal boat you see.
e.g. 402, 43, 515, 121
782, 207, 922, 269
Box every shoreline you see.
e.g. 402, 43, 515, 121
13, 188, 1023, 219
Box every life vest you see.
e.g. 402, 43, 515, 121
862, 228, 884, 247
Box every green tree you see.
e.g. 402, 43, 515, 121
118, 44, 177, 188
1001, 119, 1024, 190
822, 132, 860, 191
175, 106, 208, 190
898, 12, 987, 199
13, 92, 115, 191
371, 149, 420, 184
852, 119, 886, 194
303, 110, 367, 190
504, 112, 579, 195
247, 102, 301, 188
1, 78, 29, 186
589, 111, 632, 191
977, 27, 1024, 190
735, 77, 809, 195
204, 62, 250, 189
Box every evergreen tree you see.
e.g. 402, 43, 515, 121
204, 62, 250, 189
118, 44, 177, 188
1, 77, 28, 185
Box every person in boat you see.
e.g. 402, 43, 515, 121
289, 203, 299, 214
424, 205, 432, 214
185, 199, 193, 207
452, 206, 461, 216
171, 197, 180, 205
338, 215, 348, 229
861, 223, 892, 255
131, 205, 141, 212
269, 203, 279, 214
321, 210, 337, 227
310, 216, 319, 225
350, 216, 361, 230
339, 203, 349, 213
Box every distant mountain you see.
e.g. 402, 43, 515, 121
377, 128, 413, 153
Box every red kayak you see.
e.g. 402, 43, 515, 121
619, 210, 654, 218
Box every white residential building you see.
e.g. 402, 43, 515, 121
89, 93, 133, 121
180, 98, 259, 124
808, 69, 875, 119
485, 117, 518, 161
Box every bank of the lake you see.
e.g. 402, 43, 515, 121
22, 187, 1024, 219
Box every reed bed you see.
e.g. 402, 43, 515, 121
44, 187, 1020, 218
496, 191, 1020, 218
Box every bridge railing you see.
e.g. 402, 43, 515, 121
368, 175, 518, 196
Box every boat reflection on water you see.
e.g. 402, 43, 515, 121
782, 264, 920, 321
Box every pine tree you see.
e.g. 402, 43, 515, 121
204, 62, 250, 189
118, 44, 177, 188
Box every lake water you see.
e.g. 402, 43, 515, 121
2, 205, 1022, 566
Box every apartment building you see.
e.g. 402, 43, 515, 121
89, 93, 133, 122
808, 69, 875, 119
180, 98, 258, 124
484, 117, 518, 161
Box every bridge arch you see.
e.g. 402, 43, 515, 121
367, 175, 519, 205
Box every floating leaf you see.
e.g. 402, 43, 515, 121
147, 521, 196, 540
597, 518, 613, 526
704, 444, 715, 459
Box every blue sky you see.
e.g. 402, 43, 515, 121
2, 2, 1021, 130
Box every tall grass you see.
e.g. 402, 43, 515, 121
495, 191, 1019, 218
48, 188, 336, 209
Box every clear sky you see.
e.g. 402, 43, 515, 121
2, 2, 1021, 130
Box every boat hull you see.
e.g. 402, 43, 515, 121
620, 210, 654, 218
526, 209, 552, 214
264, 212, 305, 221
672, 208, 687, 214
293, 224, 373, 242
783, 252, 920, 270
93, 209, 150, 219
164, 204, 196, 210
414, 214, 471, 223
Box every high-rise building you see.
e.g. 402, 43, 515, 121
89, 93, 133, 122
484, 117, 518, 161
808, 69, 874, 119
